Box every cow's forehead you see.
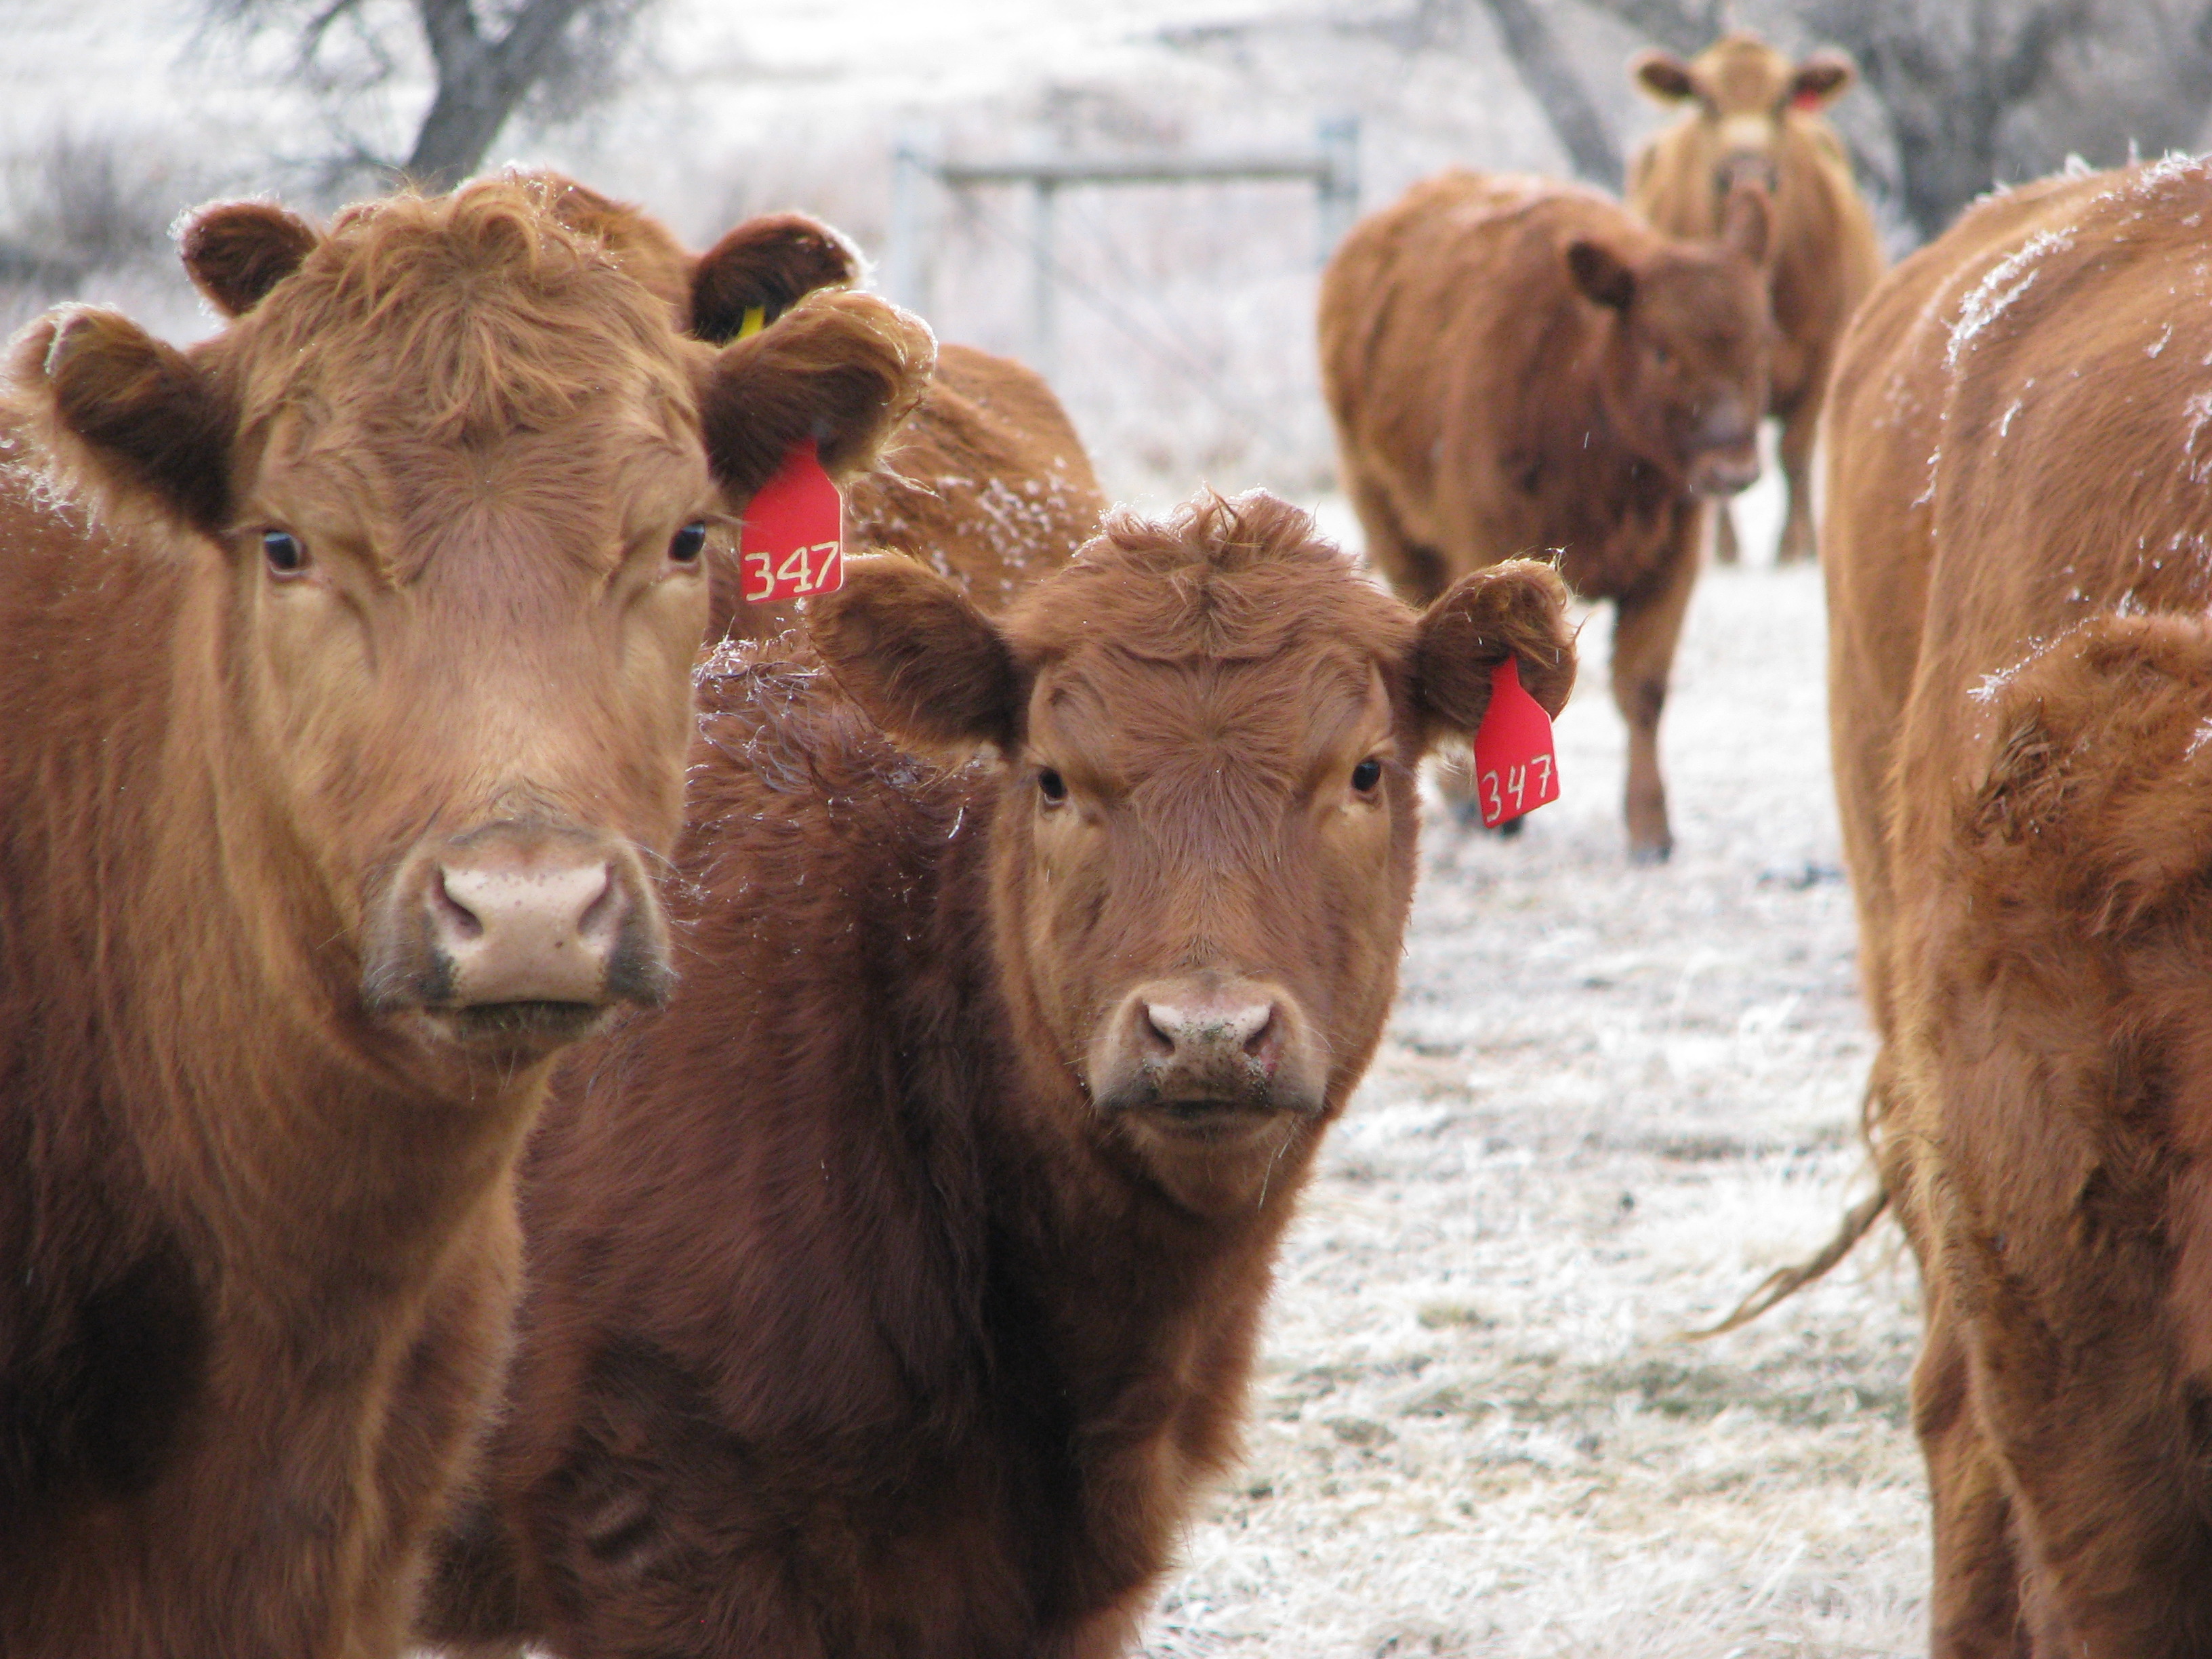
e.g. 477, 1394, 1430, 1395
1030, 640, 1395, 790
1697, 39, 1790, 110
230, 180, 698, 453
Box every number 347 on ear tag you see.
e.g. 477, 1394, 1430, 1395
739, 441, 842, 602
1471, 657, 1561, 828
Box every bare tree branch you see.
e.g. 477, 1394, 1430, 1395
1581, 0, 1725, 58
404, 0, 596, 186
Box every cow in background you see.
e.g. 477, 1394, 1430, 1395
1629, 31, 1882, 565
1824, 156, 2212, 1656
0, 173, 930, 1658
542, 180, 1104, 638
1320, 171, 1772, 860
417, 493, 1576, 1658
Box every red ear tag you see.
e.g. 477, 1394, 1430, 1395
739, 441, 842, 602
1471, 657, 1561, 827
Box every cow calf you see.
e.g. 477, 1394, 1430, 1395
419, 491, 1576, 1658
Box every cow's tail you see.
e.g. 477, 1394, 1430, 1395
1681, 1183, 1891, 1339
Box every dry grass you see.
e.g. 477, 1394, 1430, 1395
1138, 534, 1929, 1658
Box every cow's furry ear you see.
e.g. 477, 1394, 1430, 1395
1969, 708, 2062, 846
1788, 50, 1856, 109
11, 308, 232, 534
808, 554, 1023, 754
179, 202, 319, 317
1411, 558, 1577, 746
699, 289, 934, 501
1567, 240, 1637, 311
691, 214, 863, 346
1632, 51, 1702, 104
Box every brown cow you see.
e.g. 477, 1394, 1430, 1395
1319, 170, 1773, 859
417, 493, 1576, 1658
1629, 30, 1883, 566
1824, 155, 2212, 1656
0, 174, 930, 1658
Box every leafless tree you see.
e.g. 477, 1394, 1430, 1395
206, 0, 658, 191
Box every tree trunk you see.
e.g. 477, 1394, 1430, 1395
1480, 0, 1622, 185
403, 0, 596, 189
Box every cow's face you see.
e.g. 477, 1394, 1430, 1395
1568, 186, 1776, 497
812, 494, 1574, 1216
1633, 35, 1857, 200
12, 178, 931, 1081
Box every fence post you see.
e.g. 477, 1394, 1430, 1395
1030, 177, 1058, 380
884, 129, 934, 315
1315, 115, 1360, 264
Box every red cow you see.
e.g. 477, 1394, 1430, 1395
0, 173, 930, 1658
418, 492, 1576, 1657
1824, 156, 2212, 1655
1320, 170, 1772, 858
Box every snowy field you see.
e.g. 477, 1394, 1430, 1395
1139, 506, 1930, 1658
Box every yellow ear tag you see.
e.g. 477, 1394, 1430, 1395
737, 305, 768, 340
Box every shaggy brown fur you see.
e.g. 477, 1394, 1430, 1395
1823, 155, 2212, 1657
552, 187, 1105, 640
1319, 169, 1773, 859
1629, 30, 1883, 565
416, 492, 1576, 1659
0, 172, 930, 1659
718, 342, 1106, 642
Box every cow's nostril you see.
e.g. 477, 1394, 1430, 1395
1242, 1008, 1279, 1060
1142, 1005, 1179, 1057
431, 868, 485, 943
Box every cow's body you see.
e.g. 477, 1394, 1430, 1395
1629, 31, 1882, 565
720, 342, 1105, 639
0, 176, 930, 1658
1824, 155, 2212, 1656
420, 494, 1576, 1658
1319, 170, 1771, 858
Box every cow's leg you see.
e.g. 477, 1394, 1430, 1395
1914, 1302, 2028, 1659
1609, 538, 1698, 862
1711, 499, 1740, 565
1953, 1233, 2212, 1656
1776, 397, 1820, 565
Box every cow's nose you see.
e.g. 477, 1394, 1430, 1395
429, 850, 621, 1007
1143, 995, 1284, 1076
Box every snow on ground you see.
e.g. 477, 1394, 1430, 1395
1137, 530, 1929, 1658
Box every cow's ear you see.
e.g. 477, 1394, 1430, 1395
1720, 181, 1774, 266
11, 308, 232, 534
1410, 558, 1576, 747
1632, 51, 1702, 104
698, 289, 934, 501
808, 554, 1023, 754
1566, 240, 1637, 311
1787, 49, 1855, 110
178, 202, 319, 317
691, 214, 863, 346
1969, 706, 2062, 846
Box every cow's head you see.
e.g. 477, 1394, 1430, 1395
1566, 183, 1775, 497
9, 174, 931, 1080
1633, 32, 1857, 199
811, 493, 1575, 1216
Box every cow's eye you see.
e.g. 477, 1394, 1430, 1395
1351, 757, 1385, 794
669, 522, 708, 564
1038, 768, 1069, 805
262, 530, 307, 576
